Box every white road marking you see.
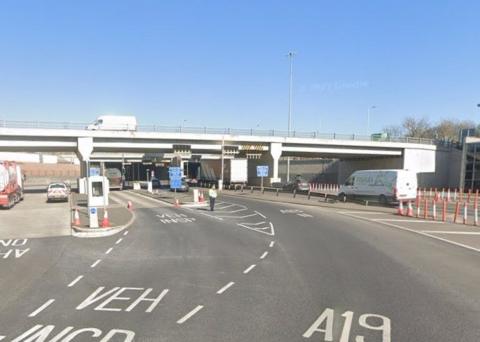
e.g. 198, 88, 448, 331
105, 247, 113, 254
0, 335, 4, 340
123, 230, 129, 236
221, 207, 248, 214
372, 219, 444, 223
186, 209, 224, 221
421, 230, 480, 235
337, 211, 386, 215
216, 203, 235, 210
28, 299, 55, 317
68, 275, 84, 288
177, 305, 204, 324
260, 251, 269, 259
269, 241, 275, 248
254, 210, 266, 219
115, 238, 123, 245
216, 213, 257, 219
340, 212, 480, 254
216, 281, 235, 294
298, 213, 313, 217
243, 264, 256, 274
239, 221, 266, 226
91, 259, 102, 268
236, 221, 275, 236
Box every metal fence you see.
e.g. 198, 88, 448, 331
0, 119, 434, 145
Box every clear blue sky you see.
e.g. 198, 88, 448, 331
1, 0, 479, 134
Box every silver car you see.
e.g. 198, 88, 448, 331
47, 182, 69, 202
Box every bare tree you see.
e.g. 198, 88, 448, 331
402, 117, 433, 138
434, 119, 475, 141
383, 125, 403, 137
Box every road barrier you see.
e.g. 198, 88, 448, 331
397, 189, 480, 226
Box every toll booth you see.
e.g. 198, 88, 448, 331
87, 176, 109, 228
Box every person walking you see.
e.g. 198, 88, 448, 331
209, 184, 218, 211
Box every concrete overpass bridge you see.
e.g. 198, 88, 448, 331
0, 120, 436, 184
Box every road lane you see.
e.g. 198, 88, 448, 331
0, 192, 478, 341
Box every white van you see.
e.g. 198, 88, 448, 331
87, 116, 137, 131
338, 169, 417, 203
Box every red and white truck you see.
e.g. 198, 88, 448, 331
0, 161, 24, 209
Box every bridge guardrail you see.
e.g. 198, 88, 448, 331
0, 119, 434, 145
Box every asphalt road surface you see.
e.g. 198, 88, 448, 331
0, 190, 479, 341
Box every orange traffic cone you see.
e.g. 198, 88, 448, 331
73, 208, 80, 226
406, 201, 414, 217
101, 209, 110, 228
127, 201, 133, 210
397, 201, 404, 216
199, 191, 205, 203
174, 198, 180, 208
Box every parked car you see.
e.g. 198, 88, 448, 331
283, 176, 310, 192
337, 169, 417, 204
47, 182, 69, 202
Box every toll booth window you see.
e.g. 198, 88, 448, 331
92, 182, 103, 197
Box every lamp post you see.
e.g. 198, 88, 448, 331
367, 105, 376, 136
286, 51, 296, 182
180, 119, 187, 132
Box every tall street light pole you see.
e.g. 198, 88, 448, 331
367, 105, 376, 136
286, 51, 296, 183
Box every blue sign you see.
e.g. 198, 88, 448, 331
90, 207, 97, 215
169, 167, 183, 189
256, 165, 269, 177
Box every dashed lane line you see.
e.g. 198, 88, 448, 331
105, 247, 113, 255
269, 241, 275, 248
177, 305, 204, 324
243, 264, 256, 274
216, 281, 235, 295
260, 251, 269, 259
123, 230, 129, 236
67, 275, 84, 288
28, 299, 55, 317
90, 259, 102, 268
0, 335, 5, 340
115, 238, 123, 245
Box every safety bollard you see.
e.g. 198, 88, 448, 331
251, 186, 254, 193
423, 198, 428, 219
463, 201, 468, 225
262, 187, 265, 194
432, 199, 437, 221
293, 189, 296, 198
415, 195, 420, 218
397, 200, 404, 216
453, 201, 460, 223
475, 190, 479, 226
276, 188, 279, 197
308, 190, 311, 200
442, 199, 447, 222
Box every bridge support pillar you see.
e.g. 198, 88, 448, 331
270, 142, 282, 184
76, 137, 94, 177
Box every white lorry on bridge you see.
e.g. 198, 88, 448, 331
87, 115, 137, 131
